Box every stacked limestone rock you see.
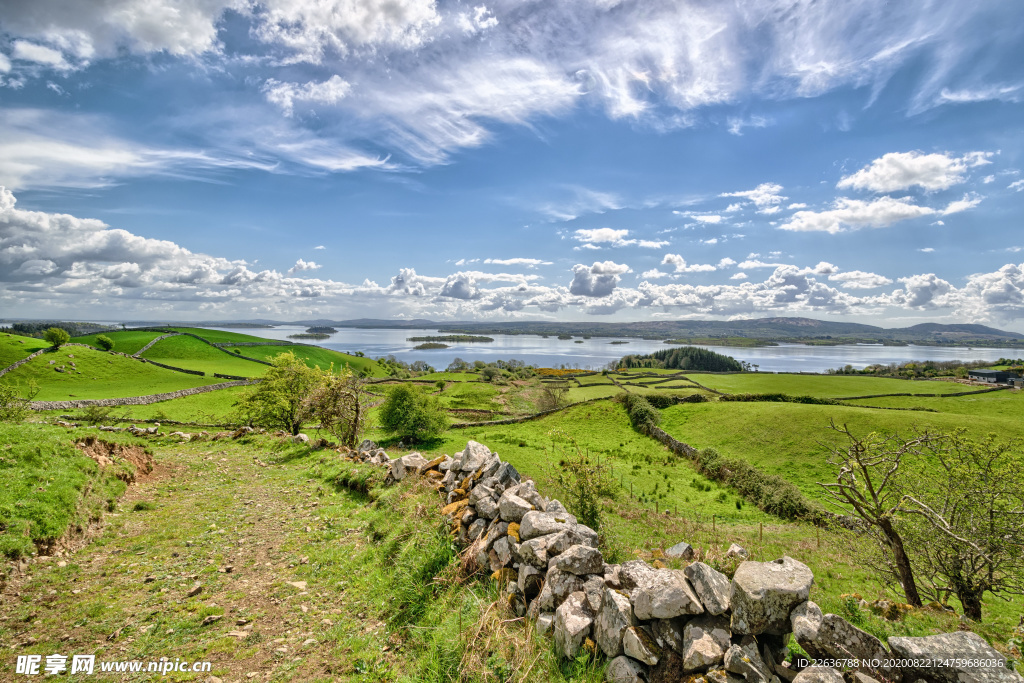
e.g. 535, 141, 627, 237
348, 439, 1022, 683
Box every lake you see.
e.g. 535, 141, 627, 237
206, 325, 1022, 373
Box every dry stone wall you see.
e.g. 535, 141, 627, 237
29, 379, 260, 410
345, 439, 1022, 683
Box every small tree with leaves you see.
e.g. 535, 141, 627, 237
43, 327, 70, 349
819, 420, 934, 607
0, 381, 38, 423
548, 432, 616, 531
95, 335, 114, 351
234, 352, 321, 435
537, 380, 570, 411
301, 367, 367, 448
899, 431, 1024, 621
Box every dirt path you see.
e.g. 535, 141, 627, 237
0, 438, 379, 682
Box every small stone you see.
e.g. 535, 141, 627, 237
665, 542, 695, 560
594, 587, 636, 658
553, 591, 595, 659
536, 613, 555, 636
725, 543, 749, 559
729, 556, 813, 635
632, 569, 704, 620
187, 583, 203, 597
519, 511, 575, 540
791, 667, 844, 683
201, 614, 222, 626
682, 615, 732, 672
684, 562, 732, 616
553, 545, 604, 575
623, 626, 661, 666
497, 492, 534, 522
287, 581, 308, 590
606, 655, 646, 683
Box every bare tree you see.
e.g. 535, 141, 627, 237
819, 421, 935, 607
537, 380, 571, 411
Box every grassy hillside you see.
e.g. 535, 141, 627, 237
658, 398, 1024, 504
0, 424, 137, 558
225, 344, 385, 377
0, 332, 50, 368
674, 372, 971, 397
141, 334, 270, 378
70, 330, 166, 356
164, 326, 274, 344
1, 345, 220, 400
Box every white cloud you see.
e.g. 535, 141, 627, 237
730, 272, 748, 280
641, 269, 670, 279
573, 227, 664, 249
779, 196, 940, 233
484, 257, 552, 267
720, 183, 786, 211
727, 115, 769, 136
288, 259, 321, 274
942, 195, 982, 215
253, 0, 442, 62
837, 151, 993, 193
569, 260, 631, 297
0, 53, 11, 73
717, 257, 736, 268
457, 5, 499, 34
662, 253, 716, 273
892, 273, 953, 309
918, 247, 935, 252
828, 270, 893, 289
701, 238, 718, 245
738, 259, 787, 269
982, 175, 995, 184
787, 203, 807, 209
1008, 180, 1024, 192
263, 75, 351, 117
314, 245, 326, 250
690, 214, 723, 224
724, 203, 742, 212
12, 41, 69, 69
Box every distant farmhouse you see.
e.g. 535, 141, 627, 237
968, 369, 1019, 384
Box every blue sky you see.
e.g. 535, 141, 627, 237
1, 0, 1023, 329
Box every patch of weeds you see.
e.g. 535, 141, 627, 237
133, 501, 155, 511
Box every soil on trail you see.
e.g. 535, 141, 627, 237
75, 436, 155, 481
0, 438, 383, 682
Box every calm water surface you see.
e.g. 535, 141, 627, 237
207, 325, 1022, 373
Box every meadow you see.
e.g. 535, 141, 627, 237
3, 331, 1023, 667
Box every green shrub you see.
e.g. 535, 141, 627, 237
95, 335, 114, 351
550, 437, 616, 531
620, 394, 661, 434
0, 381, 37, 423
378, 384, 449, 443
43, 327, 70, 348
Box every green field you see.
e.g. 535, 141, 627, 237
679, 372, 971, 397
223, 344, 385, 376
1, 344, 221, 400
141, 334, 270, 378
658, 397, 1024, 504
0, 333, 51, 368
70, 330, 166, 356
164, 326, 275, 344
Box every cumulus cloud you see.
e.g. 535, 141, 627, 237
569, 260, 630, 297
662, 253, 716, 273
837, 151, 993, 193
779, 196, 939, 233
828, 270, 893, 289
263, 75, 351, 117
3, 186, 1022, 325
720, 183, 787, 212
288, 259, 321, 274
572, 228, 665, 249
